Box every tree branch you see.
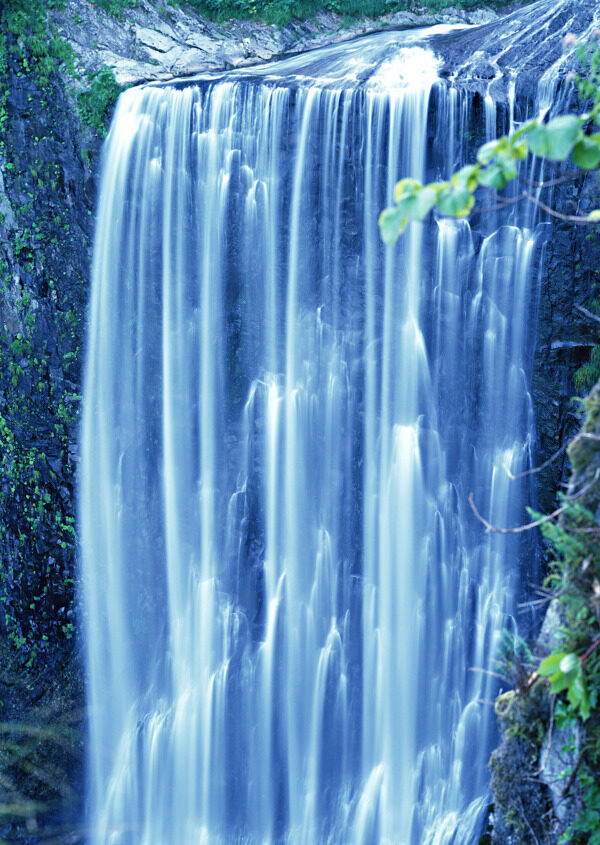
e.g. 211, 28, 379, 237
576, 303, 600, 324
469, 469, 600, 534
522, 190, 595, 224
503, 442, 569, 481
468, 493, 566, 534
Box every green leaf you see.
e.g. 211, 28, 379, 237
394, 177, 421, 202
395, 186, 438, 222
478, 163, 510, 190
539, 651, 568, 675
437, 186, 475, 218
379, 207, 405, 244
510, 139, 528, 160
427, 181, 449, 194
573, 134, 600, 169
567, 672, 584, 707
453, 164, 480, 191
588, 209, 600, 221
477, 139, 501, 166
550, 671, 574, 695
580, 681, 590, 721
512, 119, 537, 142
559, 653, 580, 674
527, 115, 581, 161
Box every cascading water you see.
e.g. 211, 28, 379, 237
81, 24, 547, 845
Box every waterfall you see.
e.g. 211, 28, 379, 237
81, 27, 544, 845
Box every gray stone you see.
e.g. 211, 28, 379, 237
184, 32, 222, 53
538, 599, 563, 652
135, 25, 177, 54
539, 719, 581, 826
0, 168, 16, 235
50, 0, 502, 87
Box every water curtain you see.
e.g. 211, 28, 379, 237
81, 32, 542, 844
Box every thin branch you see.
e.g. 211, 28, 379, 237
518, 598, 554, 611
469, 469, 600, 535
576, 303, 600, 325
562, 748, 585, 799
468, 492, 566, 534
470, 186, 596, 224
518, 586, 569, 610
523, 172, 579, 190
580, 636, 600, 665
523, 670, 540, 694
503, 442, 568, 481
519, 796, 541, 845
468, 666, 510, 683
522, 190, 595, 224
470, 191, 525, 218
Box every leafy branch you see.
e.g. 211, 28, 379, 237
379, 110, 600, 243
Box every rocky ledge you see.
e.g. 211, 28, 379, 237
52, 0, 498, 86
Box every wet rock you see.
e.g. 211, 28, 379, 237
432, 0, 599, 102
50, 0, 499, 86
539, 719, 582, 828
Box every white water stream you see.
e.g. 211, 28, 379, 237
81, 26, 547, 845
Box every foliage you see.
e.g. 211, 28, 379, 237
77, 66, 123, 137
380, 111, 600, 241
114, 0, 523, 27
0, 0, 73, 88
539, 649, 591, 721
527, 429, 600, 842
379, 37, 600, 243
495, 629, 535, 690
577, 342, 600, 391
89, 0, 139, 17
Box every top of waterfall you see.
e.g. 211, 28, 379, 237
149, 25, 460, 91
138, 0, 600, 103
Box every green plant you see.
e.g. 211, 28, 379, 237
178, 0, 510, 26
89, 0, 139, 17
495, 630, 535, 690
379, 40, 600, 242
77, 65, 123, 137
539, 649, 592, 721
380, 112, 600, 241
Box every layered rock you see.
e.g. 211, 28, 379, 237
51, 0, 498, 85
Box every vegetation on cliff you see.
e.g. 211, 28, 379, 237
0, 0, 114, 837
87, 0, 524, 25
486, 397, 600, 844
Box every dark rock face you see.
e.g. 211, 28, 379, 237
0, 31, 102, 841
0, 46, 88, 648
532, 167, 600, 514
490, 681, 556, 845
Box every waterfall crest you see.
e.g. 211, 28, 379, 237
81, 29, 543, 845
